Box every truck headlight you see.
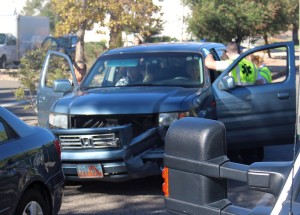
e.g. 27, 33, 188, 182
159, 112, 189, 127
49, 113, 68, 129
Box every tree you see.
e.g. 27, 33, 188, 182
284, 0, 299, 44
21, 0, 44, 16
184, 0, 265, 44
106, 0, 163, 48
251, 0, 289, 50
11, 47, 72, 112
11, 48, 47, 112
184, 0, 291, 45
51, 0, 107, 62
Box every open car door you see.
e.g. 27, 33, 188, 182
37, 51, 78, 127
212, 42, 296, 152
163, 41, 299, 215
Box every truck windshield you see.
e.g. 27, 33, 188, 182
82, 52, 204, 88
0, 34, 6, 44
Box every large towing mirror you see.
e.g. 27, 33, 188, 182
163, 117, 293, 215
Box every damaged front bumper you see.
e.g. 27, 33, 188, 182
51, 124, 166, 182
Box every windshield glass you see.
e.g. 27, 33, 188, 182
0, 34, 6, 44
57, 37, 71, 48
82, 52, 204, 88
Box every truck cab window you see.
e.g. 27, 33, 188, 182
224, 46, 288, 86
0, 121, 8, 142
45, 55, 72, 88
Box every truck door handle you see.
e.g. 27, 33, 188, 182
277, 92, 289, 100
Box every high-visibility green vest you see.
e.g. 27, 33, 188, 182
259, 67, 272, 83
227, 58, 258, 85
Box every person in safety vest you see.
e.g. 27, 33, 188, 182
204, 42, 258, 86
251, 55, 272, 85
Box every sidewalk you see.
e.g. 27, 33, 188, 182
0, 69, 18, 81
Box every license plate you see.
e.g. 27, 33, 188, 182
77, 164, 104, 178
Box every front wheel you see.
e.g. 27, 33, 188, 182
14, 189, 50, 215
1, 56, 6, 69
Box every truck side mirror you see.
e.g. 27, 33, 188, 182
163, 117, 293, 214
163, 117, 229, 214
53, 79, 72, 92
218, 76, 235, 90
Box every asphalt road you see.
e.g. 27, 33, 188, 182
0, 78, 295, 214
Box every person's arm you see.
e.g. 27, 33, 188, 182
205, 53, 217, 70
205, 53, 230, 72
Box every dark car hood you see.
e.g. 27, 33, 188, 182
53, 86, 199, 115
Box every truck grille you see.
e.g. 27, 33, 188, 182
70, 114, 156, 137
59, 133, 119, 150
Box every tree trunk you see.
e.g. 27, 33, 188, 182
75, 22, 86, 62
263, 34, 271, 58
108, 12, 123, 49
109, 29, 123, 49
292, 23, 299, 44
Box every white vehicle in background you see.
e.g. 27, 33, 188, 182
0, 15, 50, 68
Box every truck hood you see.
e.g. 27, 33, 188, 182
53, 86, 199, 115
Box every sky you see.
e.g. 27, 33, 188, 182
0, 0, 26, 15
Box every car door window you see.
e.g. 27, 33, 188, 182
0, 119, 18, 143
249, 47, 288, 85
45, 55, 73, 88
43, 38, 58, 50
6, 34, 16, 46
71, 37, 77, 47
225, 46, 288, 86
0, 121, 8, 142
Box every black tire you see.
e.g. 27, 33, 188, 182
14, 189, 50, 215
1, 56, 6, 69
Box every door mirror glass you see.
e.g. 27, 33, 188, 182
218, 76, 235, 90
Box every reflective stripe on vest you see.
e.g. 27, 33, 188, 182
259, 67, 272, 83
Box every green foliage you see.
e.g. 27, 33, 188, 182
51, 0, 108, 62
21, 0, 44, 15
106, 0, 163, 48
185, 0, 294, 44
0, 131, 8, 141
146, 36, 178, 43
10, 41, 109, 112
10, 48, 71, 112
84, 41, 108, 66
10, 48, 46, 111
